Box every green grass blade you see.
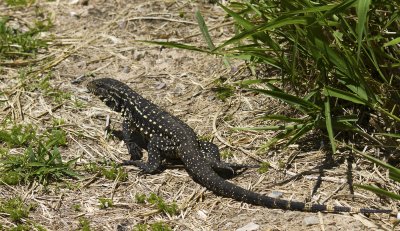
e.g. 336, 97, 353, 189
318, 0, 357, 23
283, 4, 337, 15
353, 149, 400, 175
384, 37, 400, 47
230, 52, 280, 68
257, 114, 305, 123
313, 36, 352, 79
373, 133, 400, 138
195, 11, 215, 50
324, 86, 367, 105
218, 2, 253, 30
286, 123, 313, 146
216, 16, 311, 50
324, 95, 336, 154
250, 88, 321, 112
137, 40, 211, 53
355, 184, 400, 200
356, 0, 371, 61
234, 123, 305, 132
237, 79, 279, 87
234, 125, 286, 131
389, 171, 400, 183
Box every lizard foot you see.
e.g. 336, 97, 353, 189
120, 160, 161, 174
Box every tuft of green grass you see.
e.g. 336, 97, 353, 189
84, 162, 128, 182
9, 224, 31, 231
72, 204, 82, 212
0, 143, 78, 185
0, 124, 36, 148
0, 197, 32, 223
136, 193, 178, 216
101, 164, 128, 182
220, 150, 233, 159
135, 193, 146, 204
0, 124, 78, 185
144, 0, 399, 155
133, 222, 172, 231
198, 135, 213, 142
98, 198, 113, 209
5, 0, 34, 6
28, 72, 72, 104
147, 193, 178, 216
79, 217, 92, 231
211, 82, 235, 101
133, 224, 148, 231
149, 222, 172, 231
0, 16, 50, 60
257, 162, 270, 174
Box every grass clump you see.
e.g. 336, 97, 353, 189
5, 0, 34, 6
0, 197, 32, 223
147, 193, 178, 216
84, 163, 128, 182
0, 124, 36, 148
135, 193, 147, 204
79, 217, 92, 231
20, 72, 72, 104
135, 193, 178, 216
148, 1, 399, 153
212, 84, 235, 101
0, 143, 78, 185
146, 0, 399, 212
0, 124, 78, 185
0, 16, 50, 60
133, 222, 172, 231
98, 198, 113, 209
257, 162, 270, 174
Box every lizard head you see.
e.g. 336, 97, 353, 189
87, 78, 126, 112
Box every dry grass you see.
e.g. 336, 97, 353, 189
0, 0, 397, 230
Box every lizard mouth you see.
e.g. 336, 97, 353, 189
87, 80, 107, 96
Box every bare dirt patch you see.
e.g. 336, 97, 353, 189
0, 0, 396, 230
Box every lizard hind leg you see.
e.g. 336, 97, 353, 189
199, 141, 259, 177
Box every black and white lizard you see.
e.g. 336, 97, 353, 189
87, 77, 391, 214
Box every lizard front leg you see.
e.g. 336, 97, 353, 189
122, 136, 177, 174
106, 119, 147, 161
122, 119, 147, 161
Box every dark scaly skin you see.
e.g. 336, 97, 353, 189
87, 78, 391, 214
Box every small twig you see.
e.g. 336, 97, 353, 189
318, 212, 326, 231
110, 178, 120, 201
16, 91, 23, 120
179, 187, 207, 212
212, 107, 268, 163
81, 172, 101, 188
69, 135, 95, 160
137, 209, 162, 217
320, 182, 347, 204
127, 16, 197, 25
35, 103, 63, 119
55, 193, 64, 210
212, 107, 233, 148
180, 21, 235, 40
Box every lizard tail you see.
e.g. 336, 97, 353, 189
190, 165, 391, 214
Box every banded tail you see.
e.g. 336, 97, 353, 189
189, 164, 391, 213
